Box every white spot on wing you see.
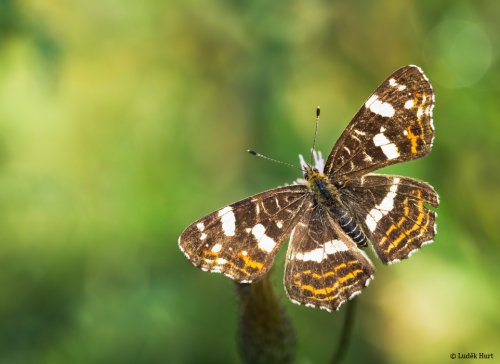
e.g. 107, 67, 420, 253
196, 222, 205, 231
365, 177, 400, 231
368, 208, 383, 225
404, 99, 414, 109
200, 233, 207, 240
365, 95, 395, 117
218, 206, 232, 215
365, 214, 377, 232
211, 243, 222, 253
277, 221, 283, 228
389, 78, 397, 86
391, 178, 400, 190
300, 249, 323, 262
252, 224, 277, 252
295, 240, 348, 262
377, 192, 397, 211
365, 95, 377, 107
373, 133, 391, 146
241, 250, 248, 256
375, 177, 400, 212
398, 84, 406, 91
216, 258, 227, 264
381, 144, 400, 159
218, 206, 236, 236
354, 129, 366, 136
373, 132, 401, 159
324, 239, 349, 253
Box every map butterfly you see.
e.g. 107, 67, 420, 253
179, 65, 439, 312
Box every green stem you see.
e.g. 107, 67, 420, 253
331, 297, 358, 364
236, 270, 296, 364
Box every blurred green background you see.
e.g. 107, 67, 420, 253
1, 0, 499, 363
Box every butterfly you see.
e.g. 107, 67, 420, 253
179, 65, 439, 312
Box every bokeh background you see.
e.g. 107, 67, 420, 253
1, 0, 499, 363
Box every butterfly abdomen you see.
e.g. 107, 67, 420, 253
331, 205, 368, 247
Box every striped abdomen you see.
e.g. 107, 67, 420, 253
331, 206, 368, 247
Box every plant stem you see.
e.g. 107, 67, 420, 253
331, 297, 358, 364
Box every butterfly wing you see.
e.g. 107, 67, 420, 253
179, 185, 309, 283
284, 204, 375, 311
324, 65, 435, 180
340, 174, 439, 265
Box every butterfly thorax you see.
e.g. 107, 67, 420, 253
304, 165, 368, 247
304, 166, 339, 206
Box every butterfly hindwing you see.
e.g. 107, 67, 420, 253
179, 185, 309, 282
325, 65, 435, 180
340, 174, 439, 264
284, 205, 375, 312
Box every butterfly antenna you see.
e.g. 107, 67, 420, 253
247, 150, 303, 172
311, 106, 320, 165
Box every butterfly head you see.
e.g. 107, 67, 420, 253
297, 150, 325, 180
303, 165, 326, 184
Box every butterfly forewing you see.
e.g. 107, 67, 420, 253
340, 175, 439, 264
179, 185, 309, 282
284, 206, 374, 312
325, 65, 435, 180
